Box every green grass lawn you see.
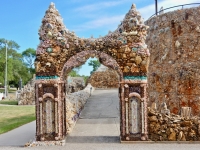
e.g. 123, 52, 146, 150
0, 105, 35, 134
0, 88, 17, 93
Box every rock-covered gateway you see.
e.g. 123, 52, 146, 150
34, 2, 200, 143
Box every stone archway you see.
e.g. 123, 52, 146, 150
60, 50, 123, 81
35, 2, 150, 143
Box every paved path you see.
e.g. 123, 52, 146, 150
0, 89, 200, 149
65, 89, 120, 143
0, 121, 36, 146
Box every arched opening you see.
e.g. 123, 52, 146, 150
60, 50, 123, 141
60, 50, 123, 81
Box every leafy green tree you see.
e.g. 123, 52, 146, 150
68, 69, 80, 77
0, 38, 32, 88
88, 59, 101, 74
22, 48, 36, 73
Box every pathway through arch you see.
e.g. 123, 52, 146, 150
65, 89, 120, 143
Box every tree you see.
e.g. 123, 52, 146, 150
88, 59, 101, 74
0, 38, 32, 88
68, 69, 80, 77
22, 48, 36, 73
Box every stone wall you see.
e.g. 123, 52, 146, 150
87, 65, 119, 88
18, 78, 35, 105
65, 84, 94, 133
148, 102, 200, 141
66, 76, 85, 93
146, 6, 200, 116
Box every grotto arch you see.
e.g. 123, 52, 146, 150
60, 50, 123, 81
34, 2, 150, 143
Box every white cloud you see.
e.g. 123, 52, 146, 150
72, 0, 200, 33
74, 0, 133, 14
73, 15, 124, 31
139, 0, 200, 20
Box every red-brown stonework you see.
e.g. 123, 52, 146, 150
146, 6, 200, 116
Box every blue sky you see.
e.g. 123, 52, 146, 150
0, 0, 199, 76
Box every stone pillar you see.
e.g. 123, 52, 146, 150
35, 79, 66, 141
120, 78, 148, 141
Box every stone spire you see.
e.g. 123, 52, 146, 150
36, 2, 69, 55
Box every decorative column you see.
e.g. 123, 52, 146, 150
117, 4, 150, 141
35, 78, 66, 141
120, 78, 148, 141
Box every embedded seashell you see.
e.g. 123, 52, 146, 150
132, 47, 138, 52
118, 48, 124, 53
195, 26, 200, 32
126, 63, 133, 67
131, 4, 136, 9
130, 52, 136, 57
130, 58, 135, 62
46, 23, 53, 29
165, 27, 170, 33
53, 46, 60, 53
123, 54, 127, 59
162, 16, 167, 21
123, 66, 130, 73
57, 37, 63, 40
131, 64, 139, 72
124, 46, 131, 53
91, 53, 96, 58
112, 49, 117, 53
129, 31, 138, 35
141, 44, 147, 49
47, 57, 54, 63
175, 40, 181, 48
141, 60, 147, 66
159, 29, 164, 34
122, 32, 128, 36
46, 62, 51, 67
140, 65, 147, 72
154, 24, 158, 30
47, 31, 52, 37
50, 53, 57, 57
46, 47, 52, 53
35, 61, 41, 72
135, 55, 142, 65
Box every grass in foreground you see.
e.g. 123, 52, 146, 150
0, 100, 18, 105
0, 105, 35, 134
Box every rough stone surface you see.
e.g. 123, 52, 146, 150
65, 84, 94, 133
146, 6, 200, 116
66, 76, 85, 93
87, 65, 119, 88
34, 2, 149, 142
148, 103, 200, 141
18, 77, 35, 105
35, 3, 150, 77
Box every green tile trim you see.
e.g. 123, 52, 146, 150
36, 76, 59, 80
124, 76, 147, 80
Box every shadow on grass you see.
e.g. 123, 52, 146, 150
0, 100, 18, 105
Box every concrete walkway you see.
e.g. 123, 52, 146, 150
65, 89, 120, 144
0, 121, 36, 146
0, 89, 200, 149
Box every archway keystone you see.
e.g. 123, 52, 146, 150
35, 2, 150, 142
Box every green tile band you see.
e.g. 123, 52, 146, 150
36, 76, 59, 80
124, 76, 147, 80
